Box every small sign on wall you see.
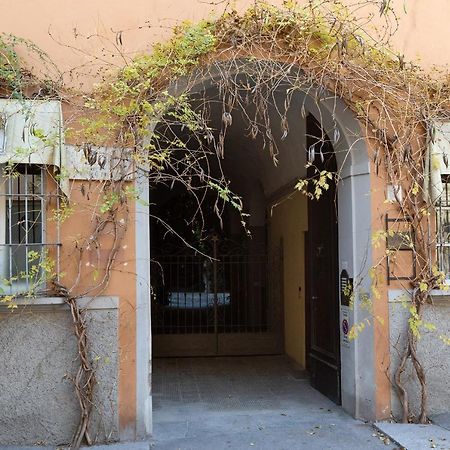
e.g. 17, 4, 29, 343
341, 306, 350, 348
340, 269, 353, 349
340, 269, 353, 307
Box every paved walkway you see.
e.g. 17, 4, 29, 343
151, 356, 398, 450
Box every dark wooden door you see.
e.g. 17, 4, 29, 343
306, 114, 341, 404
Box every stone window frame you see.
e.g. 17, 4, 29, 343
0, 163, 61, 295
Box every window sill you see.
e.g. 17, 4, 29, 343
0, 296, 119, 311
429, 289, 450, 303
389, 288, 450, 304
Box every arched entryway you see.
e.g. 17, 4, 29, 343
150, 110, 341, 400
135, 60, 375, 436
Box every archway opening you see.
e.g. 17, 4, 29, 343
148, 61, 367, 426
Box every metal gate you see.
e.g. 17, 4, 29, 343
151, 238, 283, 357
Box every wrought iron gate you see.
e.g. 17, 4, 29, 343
151, 238, 283, 357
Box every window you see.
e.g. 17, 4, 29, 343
437, 175, 450, 279
0, 164, 60, 294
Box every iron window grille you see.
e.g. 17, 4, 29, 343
0, 164, 61, 295
437, 174, 450, 279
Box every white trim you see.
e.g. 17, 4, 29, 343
388, 289, 412, 303
389, 287, 450, 300
0, 295, 119, 311
429, 289, 450, 300
134, 171, 152, 439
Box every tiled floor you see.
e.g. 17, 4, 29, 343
151, 356, 395, 449
152, 356, 307, 412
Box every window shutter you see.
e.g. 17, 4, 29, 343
0, 99, 69, 196
428, 120, 450, 203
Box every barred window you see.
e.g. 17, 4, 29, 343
437, 175, 450, 278
0, 164, 60, 294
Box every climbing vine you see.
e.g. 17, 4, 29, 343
1, 0, 450, 447
80, 0, 450, 428
0, 34, 130, 447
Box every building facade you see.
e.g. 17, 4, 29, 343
0, 0, 449, 446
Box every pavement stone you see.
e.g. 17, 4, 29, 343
375, 422, 450, 450
432, 413, 450, 432
0, 443, 150, 450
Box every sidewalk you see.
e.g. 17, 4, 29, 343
375, 420, 450, 450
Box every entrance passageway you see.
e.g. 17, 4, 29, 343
151, 356, 390, 450
150, 59, 375, 426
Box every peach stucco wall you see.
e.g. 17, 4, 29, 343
57, 180, 137, 433
1, 0, 449, 90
